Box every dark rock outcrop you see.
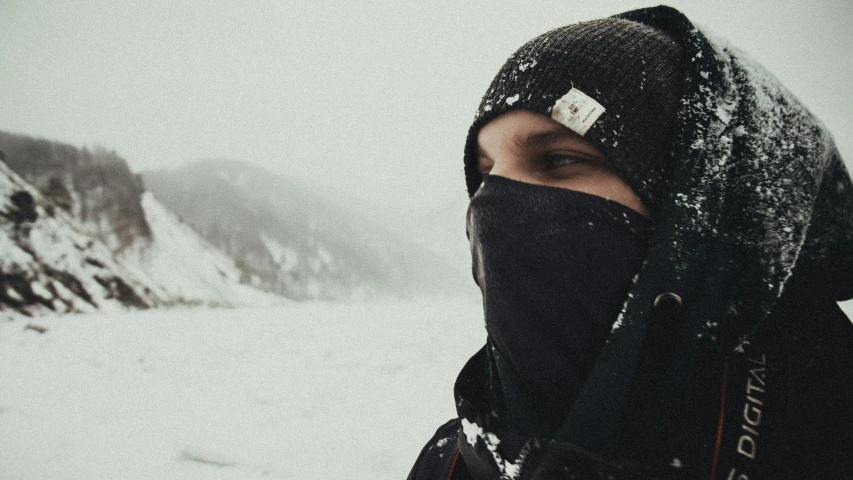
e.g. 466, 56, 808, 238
0, 160, 164, 316
0, 132, 150, 252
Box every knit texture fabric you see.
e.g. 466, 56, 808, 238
463, 17, 687, 212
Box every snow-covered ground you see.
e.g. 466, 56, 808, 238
0, 298, 484, 480
3, 298, 851, 480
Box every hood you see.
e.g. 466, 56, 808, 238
560, 4, 853, 454
459, 3, 853, 469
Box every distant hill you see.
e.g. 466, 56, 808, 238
142, 159, 467, 300
0, 132, 282, 313
0, 129, 468, 314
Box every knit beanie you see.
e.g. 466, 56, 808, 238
463, 17, 687, 212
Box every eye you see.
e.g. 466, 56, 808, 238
543, 153, 589, 171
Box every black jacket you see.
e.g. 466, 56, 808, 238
409, 5, 853, 480
409, 284, 853, 479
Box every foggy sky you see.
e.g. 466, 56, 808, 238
2, 0, 852, 229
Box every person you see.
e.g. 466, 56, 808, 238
408, 5, 853, 480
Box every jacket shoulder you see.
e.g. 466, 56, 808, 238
407, 419, 460, 480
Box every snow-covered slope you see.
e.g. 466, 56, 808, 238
142, 159, 471, 300
0, 161, 164, 316
118, 193, 285, 307
0, 131, 150, 252
0, 131, 284, 312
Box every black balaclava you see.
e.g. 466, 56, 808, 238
468, 176, 652, 425
464, 18, 687, 428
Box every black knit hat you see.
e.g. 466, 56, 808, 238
463, 17, 687, 212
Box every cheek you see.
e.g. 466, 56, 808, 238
599, 180, 649, 216
614, 192, 648, 216
552, 171, 649, 216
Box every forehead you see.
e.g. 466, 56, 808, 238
477, 110, 596, 158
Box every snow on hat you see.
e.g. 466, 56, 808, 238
463, 17, 687, 212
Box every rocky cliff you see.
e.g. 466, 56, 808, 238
0, 159, 164, 316
0, 132, 149, 252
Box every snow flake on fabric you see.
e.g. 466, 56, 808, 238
461, 418, 481, 447
614, 22, 853, 350
518, 59, 537, 72
460, 419, 524, 479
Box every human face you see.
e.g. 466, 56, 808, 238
476, 110, 650, 217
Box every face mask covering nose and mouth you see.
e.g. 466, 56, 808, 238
466, 175, 653, 424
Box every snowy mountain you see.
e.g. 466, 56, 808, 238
0, 132, 283, 312
142, 159, 468, 300
0, 160, 164, 316
0, 132, 150, 252
0, 130, 465, 313
120, 192, 284, 307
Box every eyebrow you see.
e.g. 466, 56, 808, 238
514, 129, 569, 150
478, 128, 569, 162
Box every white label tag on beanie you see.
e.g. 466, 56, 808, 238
551, 88, 605, 136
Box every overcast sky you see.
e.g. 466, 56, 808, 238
2, 0, 852, 237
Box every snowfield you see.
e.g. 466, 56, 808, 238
3, 298, 851, 479
0, 298, 484, 480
